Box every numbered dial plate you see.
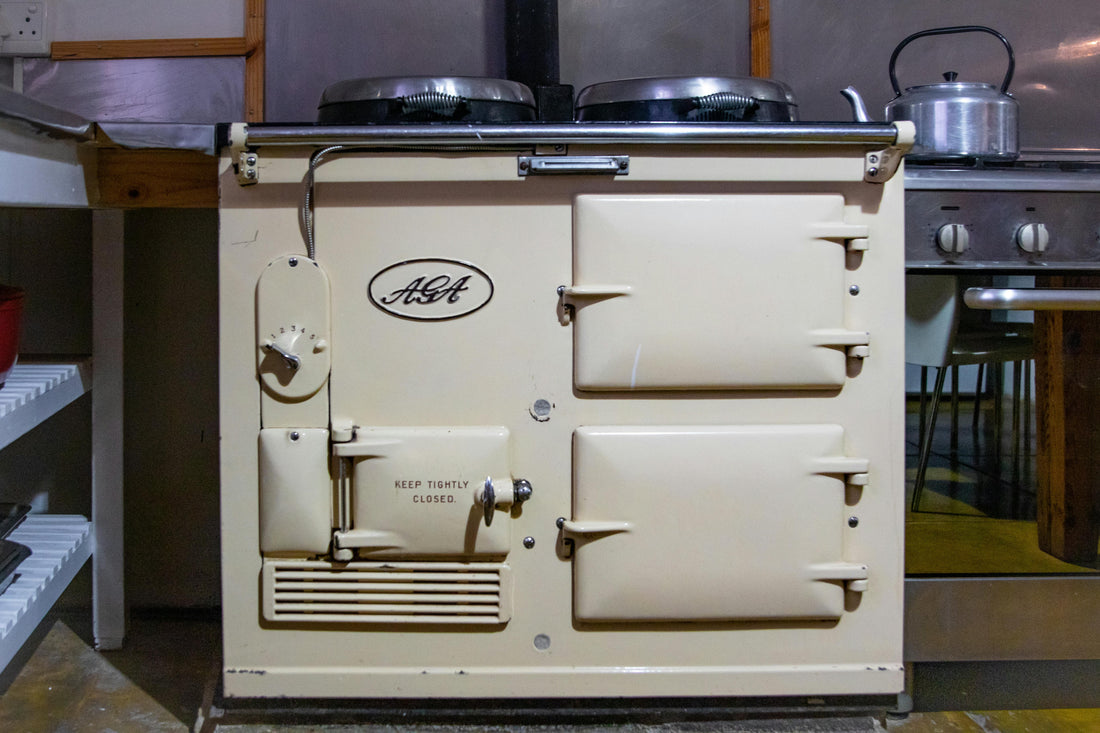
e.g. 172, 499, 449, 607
256, 255, 332, 400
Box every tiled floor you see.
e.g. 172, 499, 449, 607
1, 393, 1098, 731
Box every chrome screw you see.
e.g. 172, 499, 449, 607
848, 516, 859, 528
244, 168, 257, 179
849, 285, 860, 295
523, 536, 536, 549
556, 517, 565, 529
290, 431, 300, 441
246, 155, 257, 166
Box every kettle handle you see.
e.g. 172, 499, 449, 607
889, 25, 1014, 96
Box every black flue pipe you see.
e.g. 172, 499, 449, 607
505, 0, 560, 87
504, 0, 573, 120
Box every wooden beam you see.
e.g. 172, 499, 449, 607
750, 0, 771, 78
245, 0, 266, 122
52, 37, 249, 60
95, 149, 218, 209
1035, 275, 1100, 563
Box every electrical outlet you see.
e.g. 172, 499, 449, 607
0, 1, 49, 57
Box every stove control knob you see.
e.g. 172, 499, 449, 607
936, 223, 969, 255
1016, 222, 1050, 254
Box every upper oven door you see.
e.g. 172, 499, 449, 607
566, 194, 871, 390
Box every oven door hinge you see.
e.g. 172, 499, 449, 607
864, 120, 916, 184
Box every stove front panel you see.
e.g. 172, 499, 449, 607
218, 145, 906, 699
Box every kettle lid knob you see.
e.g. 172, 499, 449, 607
942, 71, 959, 82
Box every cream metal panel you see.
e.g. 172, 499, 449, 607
571, 194, 867, 390
569, 425, 869, 622
335, 426, 513, 557
258, 427, 332, 555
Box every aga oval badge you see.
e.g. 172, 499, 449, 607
368, 258, 494, 321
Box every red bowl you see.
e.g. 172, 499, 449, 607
0, 286, 25, 386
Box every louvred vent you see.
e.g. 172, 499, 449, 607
262, 560, 511, 624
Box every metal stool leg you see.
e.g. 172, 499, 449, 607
919, 366, 929, 448
913, 366, 947, 513
972, 363, 985, 434
950, 365, 960, 455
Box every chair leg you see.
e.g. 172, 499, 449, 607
992, 362, 1004, 458
1011, 360, 1022, 460
1024, 358, 1032, 458
950, 365, 960, 455
972, 363, 985, 435
913, 366, 947, 513
919, 366, 929, 447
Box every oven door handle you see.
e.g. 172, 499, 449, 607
964, 287, 1100, 311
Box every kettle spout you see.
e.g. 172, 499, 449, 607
841, 86, 872, 122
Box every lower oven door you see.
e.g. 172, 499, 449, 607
564, 424, 871, 622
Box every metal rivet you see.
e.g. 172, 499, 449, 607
290, 431, 300, 441
523, 536, 536, 549
289, 257, 298, 267
244, 168, 257, 179
533, 633, 551, 650
848, 516, 859, 528
868, 167, 879, 177
849, 285, 860, 295
246, 155, 257, 166
556, 517, 565, 529
530, 399, 552, 422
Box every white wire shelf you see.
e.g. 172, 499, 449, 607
0, 362, 91, 452
0, 514, 92, 672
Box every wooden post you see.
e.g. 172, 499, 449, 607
750, 0, 771, 78
245, 0, 265, 122
1035, 275, 1100, 563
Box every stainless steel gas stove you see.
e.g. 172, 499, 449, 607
217, 116, 913, 700
905, 159, 1100, 273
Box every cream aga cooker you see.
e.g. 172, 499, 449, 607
217, 80, 914, 700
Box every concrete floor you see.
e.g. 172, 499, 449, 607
1, 613, 1099, 732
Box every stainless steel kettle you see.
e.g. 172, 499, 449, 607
845, 25, 1019, 161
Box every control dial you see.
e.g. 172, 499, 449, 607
1016, 222, 1049, 254
936, 223, 969, 255
256, 255, 332, 400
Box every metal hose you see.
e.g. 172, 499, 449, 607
300, 144, 348, 260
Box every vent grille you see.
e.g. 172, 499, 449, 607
263, 560, 511, 624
